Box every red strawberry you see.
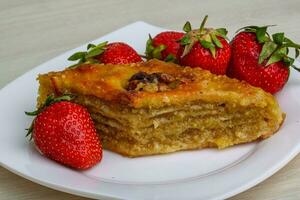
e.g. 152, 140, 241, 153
229, 26, 300, 93
68, 42, 142, 67
177, 15, 231, 75
146, 31, 184, 62
96, 42, 142, 64
26, 95, 102, 170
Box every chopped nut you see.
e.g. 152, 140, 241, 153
159, 73, 176, 83
127, 71, 182, 92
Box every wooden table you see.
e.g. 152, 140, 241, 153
1, 0, 300, 199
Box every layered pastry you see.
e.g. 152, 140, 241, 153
37, 59, 284, 157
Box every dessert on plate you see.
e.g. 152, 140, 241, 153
37, 59, 284, 157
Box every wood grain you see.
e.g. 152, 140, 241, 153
0, 0, 300, 199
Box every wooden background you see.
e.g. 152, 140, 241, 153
0, 0, 300, 199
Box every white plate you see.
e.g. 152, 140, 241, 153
0, 21, 300, 200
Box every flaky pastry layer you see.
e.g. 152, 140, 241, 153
37, 59, 284, 157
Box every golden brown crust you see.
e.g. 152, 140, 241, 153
38, 59, 277, 109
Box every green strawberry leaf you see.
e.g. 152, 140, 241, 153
200, 40, 216, 58
202, 33, 212, 43
283, 56, 294, 67
259, 41, 277, 64
68, 52, 86, 61
181, 40, 195, 58
215, 28, 229, 40
256, 26, 269, 43
272, 32, 285, 45
85, 42, 108, 58
209, 46, 216, 58
96, 41, 108, 48
85, 41, 108, 58
183, 21, 192, 33
68, 41, 108, 66
87, 43, 96, 50
85, 58, 101, 64
180, 35, 192, 45
283, 37, 300, 48
266, 53, 282, 66
211, 33, 223, 48
68, 57, 86, 68
152, 45, 166, 59
216, 28, 228, 36
265, 47, 287, 66
265, 35, 300, 67
164, 54, 176, 62
200, 40, 214, 49
86, 47, 105, 58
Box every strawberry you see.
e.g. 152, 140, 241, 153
177, 15, 231, 75
145, 31, 184, 62
229, 25, 300, 93
68, 42, 142, 67
25, 95, 102, 170
96, 42, 142, 64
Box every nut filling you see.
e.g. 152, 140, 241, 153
126, 71, 182, 92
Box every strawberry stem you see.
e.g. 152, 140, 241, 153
199, 15, 208, 33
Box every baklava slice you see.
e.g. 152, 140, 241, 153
37, 59, 284, 157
